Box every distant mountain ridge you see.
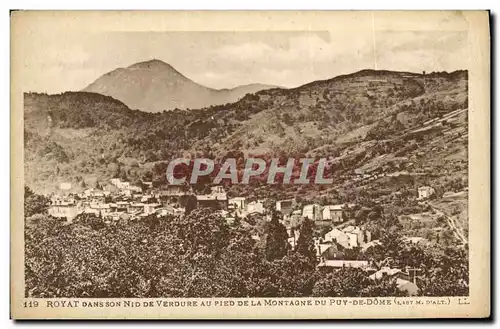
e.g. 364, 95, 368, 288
82, 59, 278, 112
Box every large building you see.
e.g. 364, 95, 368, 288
323, 226, 371, 249
196, 185, 228, 210
302, 204, 322, 221
48, 197, 81, 221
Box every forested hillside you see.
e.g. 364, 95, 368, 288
24, 69, 468, 197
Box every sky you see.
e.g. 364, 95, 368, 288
19, 24, 469, 93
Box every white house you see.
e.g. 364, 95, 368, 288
324, 228, 350, 248
229, 197, 246, 210
317, 259, 369, 269
324, 226, 371, 249
247, 200, 265, 214
343, 225, 372, 247
322, 204, 344, 222
302, 204, 322, 220
48, 198, 81, 221
417, 186, 435, 200
210, 185, 227, 200
157, 205, 185, 217
144, 203, 161, 215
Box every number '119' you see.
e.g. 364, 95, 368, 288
23, 301, 39, 308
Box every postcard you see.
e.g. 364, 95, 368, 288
11, 10, 490, 319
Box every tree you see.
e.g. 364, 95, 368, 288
258, 253, 317, 297
295, 217, 316, 264
184, 194, 198, 215
264, 211, 289, 261
361, 277, 407, 297
312, 268, 371, 297
420, 247, 469, 296
24, 186, 49, 218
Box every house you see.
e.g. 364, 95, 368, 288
324, 228, 350, 248
343, 225, 371, 248
122, 186, 141, 198
322, 203, 355, 223
314, 240, 343, 260
140, 195, 154, 203
368, 267, 419, 296
196, 194, 227, 210
276, 199, 294, 213
317, 259, 369, 269
322, 204, 344, 222
324, 226, 371, 249
159, 185, 191, 197
246, 200, 265, 215
115, 201, 129, 212
83, 188, 95, 198
110, 179, 130, 190
128, 185, 143, 193
417, 186, 435, 200
128, 202, 145, 214
211, 185, 226, 195
103, 211, 129, 222
132, 193, 143, 200
361, 239, 382, 252
196, 186, 228, 210
144, 203, 161, 214
157, 204, 185, 217
48, 196, 83, 221
84, 203, 111, 216
275, 199, 295, 220
229, 197, 246, 210
48, 199, 81, 221
91, 191, 106, 204
369, 267, 410, 281
302, 204, 322, 220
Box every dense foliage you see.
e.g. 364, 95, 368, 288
24, 186, 49, 218
25, 209, 468, 298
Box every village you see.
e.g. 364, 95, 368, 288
45, 177, 445, 296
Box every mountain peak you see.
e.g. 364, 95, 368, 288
82, 60, 279, 112
127, 59, 176, 71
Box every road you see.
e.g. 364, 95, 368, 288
428, 204, 467, 245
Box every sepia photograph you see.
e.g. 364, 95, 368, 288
10, 10, 490, 319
